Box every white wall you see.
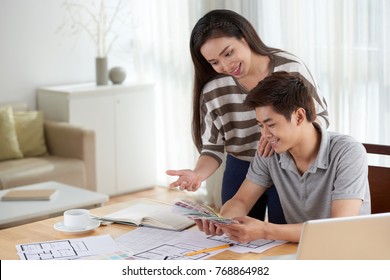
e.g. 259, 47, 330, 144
0, 0, 139, 109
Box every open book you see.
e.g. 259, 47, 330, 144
100, 199, 195, 231
173, 199, 238, 224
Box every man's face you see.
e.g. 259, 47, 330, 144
255, 105, 298, 154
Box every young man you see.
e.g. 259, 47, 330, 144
196, 71, 371, 243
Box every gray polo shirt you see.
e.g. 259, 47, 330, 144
246, 123, 371, 224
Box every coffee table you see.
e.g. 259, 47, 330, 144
0, 181, 109, 229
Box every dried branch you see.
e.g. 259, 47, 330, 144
57, 0, 131, 57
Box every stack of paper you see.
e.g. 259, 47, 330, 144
172, 200, 237, 224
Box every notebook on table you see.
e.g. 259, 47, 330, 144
265, 212, 390, 260
99, 198, 195, 231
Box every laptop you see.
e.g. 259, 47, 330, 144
265, 212, 390, 260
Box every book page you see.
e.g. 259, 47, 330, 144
102, 202, 156, 225
141, 207, 195, 230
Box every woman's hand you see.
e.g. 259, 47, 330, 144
165, 169, 202, 191
257, 135, 274, 157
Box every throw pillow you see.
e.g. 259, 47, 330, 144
0, 106, 23, 161
13, 110, 48, 157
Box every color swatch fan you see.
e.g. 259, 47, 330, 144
172, 200, 237, 224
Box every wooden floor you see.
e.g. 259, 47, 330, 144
105, 186, 201, 206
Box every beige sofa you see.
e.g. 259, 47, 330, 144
0, 116, 96, 191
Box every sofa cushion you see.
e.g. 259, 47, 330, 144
0, 156, 87, 190
14, 110, 48, 157
0, 106, 23, 161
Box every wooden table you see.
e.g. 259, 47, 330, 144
0, 201, 297, 260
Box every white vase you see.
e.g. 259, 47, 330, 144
96, 57, 108, 86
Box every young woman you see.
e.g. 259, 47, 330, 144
166, 9, 329, 224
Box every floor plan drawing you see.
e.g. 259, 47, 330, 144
208, 235, 277, 249
115, 227, 287, 259
19, 240, 86, 260
134, 243, 206, 260
16, 235, 120, 260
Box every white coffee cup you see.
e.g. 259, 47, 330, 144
63, 209, 91, 229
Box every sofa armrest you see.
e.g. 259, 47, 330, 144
44, 121, 96, 191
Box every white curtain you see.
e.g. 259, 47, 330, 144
138, 0, 389, 201
203, 0, 390, 146
146, 0, 200, 189
255, 0, 390, 147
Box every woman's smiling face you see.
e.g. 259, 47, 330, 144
200, 36, 252, 78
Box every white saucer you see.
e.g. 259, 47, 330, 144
54, 219, 100, 234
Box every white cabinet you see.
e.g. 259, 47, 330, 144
37, 83, 156, 195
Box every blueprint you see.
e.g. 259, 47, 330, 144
115, 227, 286, 260
16, 235, 120, 260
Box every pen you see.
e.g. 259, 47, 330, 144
184, 243, 234, 256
